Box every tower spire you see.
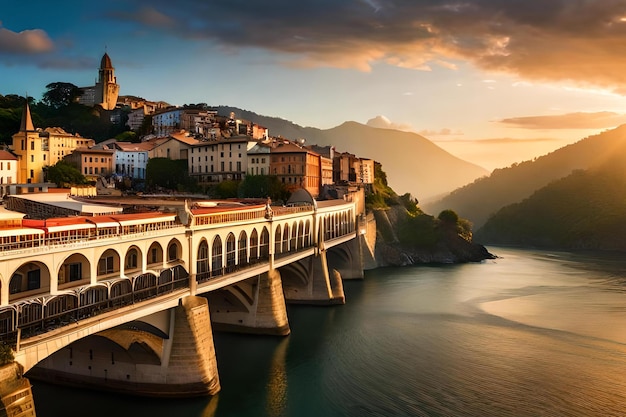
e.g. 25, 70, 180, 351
20, 98, 35, 132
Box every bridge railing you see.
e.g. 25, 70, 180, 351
0, 266, 190, 345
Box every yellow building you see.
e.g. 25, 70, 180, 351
12, 101, 95, 184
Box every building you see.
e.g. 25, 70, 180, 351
11, 101, 95, 184
112, 142, 151, 180
0, 150, 17, 196
332, 151, 375, 186
146, 131, 199, 160
270, 141, 321, 198
247, 142, 271, 176
78, 53, 120, 111
63, 148, 114, 179
189, 136, 257, 184
355, 158, 375, 185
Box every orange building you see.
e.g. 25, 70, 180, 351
270, 141, 321, 197
63, 148, 114, 179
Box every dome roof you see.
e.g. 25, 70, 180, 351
100, 52, 112, 68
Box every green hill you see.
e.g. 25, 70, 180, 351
475, 161, 626, 251
423, 125, 626, 229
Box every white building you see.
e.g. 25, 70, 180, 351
0, 150, 17, 196
113, 142, 151, 179
247, 142, 271, 176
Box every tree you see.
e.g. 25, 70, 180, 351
213, 180, 239, 198
115, 131, 138, 143
438, 209, 459, 225
42, 82, 81, 109
237, 175, 290, 201
146, 158, 197, 192
47, 160, 88, 187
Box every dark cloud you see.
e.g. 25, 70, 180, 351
498, 112, 626, 129
110, 0, 626, 91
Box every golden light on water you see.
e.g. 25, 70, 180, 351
266, 338, 290, 417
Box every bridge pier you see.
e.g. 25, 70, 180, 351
27, 296, 221, 397
281, 251, 345, 305
208, 270, 291, 336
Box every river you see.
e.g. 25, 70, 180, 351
31, 247, 626, 416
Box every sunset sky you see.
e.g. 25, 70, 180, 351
3, 0, 626, 170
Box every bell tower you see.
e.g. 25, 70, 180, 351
94, 52, 120, 110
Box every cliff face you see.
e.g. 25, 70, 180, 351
372, 206, 496, 267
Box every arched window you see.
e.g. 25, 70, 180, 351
304, 220, 311, 247
125, 247, 140, 270
290, 221, 298, 250
275, 226, 282, 254
167, 241, 179, 262
260, 227, 270, 259
98, 249, 120, 278
226, 233, 236, 272
282, 224, 289, 253
147, 242, 163, 266
238, 231, 247, 265
250, 229, 259, 261
211, 235, 223, 276
197, 240, 209, 279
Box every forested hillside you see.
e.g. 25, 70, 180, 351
423, 125, 626, 229
475, 160, 626, 250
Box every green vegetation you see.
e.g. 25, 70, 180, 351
366, 163, 475, 250
146, 158, 198, 192
0, 343, 14, 366
236, 174, 290, 202
46, 160, 89, 187
0, 84, 131, 144
424, 125, 626, 229
365, 162, 400, 210
476, 165, 626, 250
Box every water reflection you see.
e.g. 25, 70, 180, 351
265, 337, 288, 417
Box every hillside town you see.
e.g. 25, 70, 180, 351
1, 52, 374, 200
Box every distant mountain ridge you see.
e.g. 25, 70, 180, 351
475, 161, 626, 251
216, 106, 488, 201
422, 125, 626, 229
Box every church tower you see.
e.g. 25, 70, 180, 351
94, 52, 120, 110
12, 100, 44, 184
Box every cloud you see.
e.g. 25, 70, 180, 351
111, 0, 626, 93
0, 26, 54, 54
419, 128, 464, 137
366, 115, 414, 131
497, 112, 626, 129
435, 137, 558, 144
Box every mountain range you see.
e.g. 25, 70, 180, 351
216, 106, 488, 202
422, 125, 626, 229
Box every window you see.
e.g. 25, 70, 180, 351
69, 263, 82, 282
27, 269, 41, 290
98, 256, 114, 275
126, 249, 138, 269
168, 243, 178, 261
30, 169, 34, 179
30, 141, 34, 150
30, 155, 34, 162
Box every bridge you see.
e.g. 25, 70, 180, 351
0, 192, 366, 398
